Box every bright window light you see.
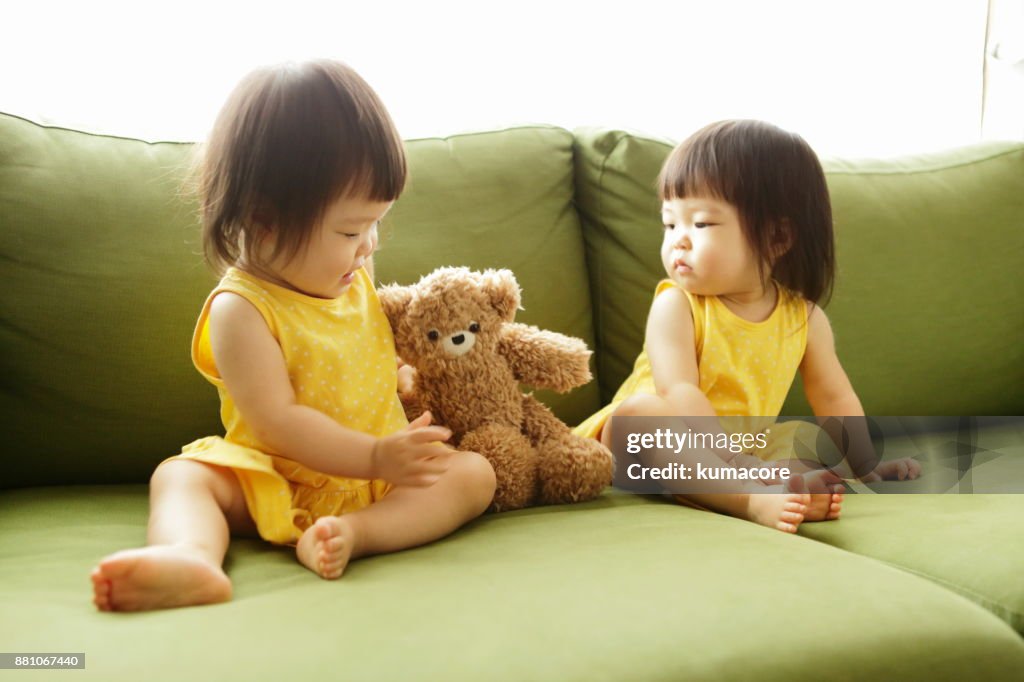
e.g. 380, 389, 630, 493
1, 0, 989, 157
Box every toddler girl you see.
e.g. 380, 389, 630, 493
91, 60, 496, 611
575, 120, 919, 533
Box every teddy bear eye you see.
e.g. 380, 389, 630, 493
469, 322, 480, 333
427, 330, 440, 342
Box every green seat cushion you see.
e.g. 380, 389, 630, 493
2, 487, 1022, 681
572, 128, 1024, 415
0, 115, 596, 487
802, 494, 1024, 635
799, 423, 1024, 634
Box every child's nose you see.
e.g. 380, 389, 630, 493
358, 231, 376, 256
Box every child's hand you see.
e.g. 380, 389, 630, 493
371, 411, 452, 487
396, 357, 417, 399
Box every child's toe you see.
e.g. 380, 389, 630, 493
781, 510, 803, 525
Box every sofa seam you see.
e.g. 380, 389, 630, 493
406, 124, 570, 144
593, 132, 628, 401
822, 146, 1024, 176
0, 111, 570, 147
0, 111, 195, 147
873, 556, 1023, 628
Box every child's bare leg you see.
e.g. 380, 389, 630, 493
91, 459, 253, 611
295, 450, 495, 579
601, 390, 840, 532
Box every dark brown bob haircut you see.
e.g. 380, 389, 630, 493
657, 119, 835, 305
197, 59, 407, 273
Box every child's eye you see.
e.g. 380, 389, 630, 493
663, 223, 675, 231
694, 222, 712, 229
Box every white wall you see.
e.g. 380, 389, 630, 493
1, 0, 992, 157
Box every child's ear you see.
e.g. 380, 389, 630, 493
770, 220, 794, 261
377, 284, 413, 330
250, 198, 277, 230
481, 269, 521, 321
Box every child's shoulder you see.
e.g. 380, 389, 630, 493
208, 289, 269, 336
654, 279, 699, 305
649, 279, 701, 334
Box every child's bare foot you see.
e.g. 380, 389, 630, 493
90, 545, 231, 612
792, 468, 844, 522
803, 488, 844, 521
296, 516, 356, 580
861, 457, 922, 482
745, 478, 810, 533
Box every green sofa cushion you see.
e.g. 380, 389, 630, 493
572, 128, 1024, 415
803, 493, 1024, 635
3, 487, 1023, 681
797, 422, 1024, 634
0, 113, 216, 489
0, 115, 597, 488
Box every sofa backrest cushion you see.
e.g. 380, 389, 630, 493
374, 127, 599, 428
0, 115, 596, 487
573, 127, 1024, 416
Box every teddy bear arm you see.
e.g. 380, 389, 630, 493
499, 323, 593, 393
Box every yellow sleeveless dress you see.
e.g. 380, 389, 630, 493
167, 267, 408, 545
574, 279, 813, 461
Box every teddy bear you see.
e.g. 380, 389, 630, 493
377, 266, 614, 512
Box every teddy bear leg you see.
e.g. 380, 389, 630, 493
459, 424, 538, 513
520, 397, 614, 505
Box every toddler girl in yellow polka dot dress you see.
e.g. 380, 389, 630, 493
574, 120, 919, 533
90, 60, 496, 612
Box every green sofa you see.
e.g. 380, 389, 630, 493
1, 112, 1022, 681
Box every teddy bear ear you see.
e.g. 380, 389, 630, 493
377, 284, 414, 329
481, 269, 521, 321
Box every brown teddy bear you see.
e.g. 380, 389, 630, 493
378, 267, 613, 512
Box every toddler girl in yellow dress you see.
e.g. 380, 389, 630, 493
575, 120, 919, 533
90, 60, 496, 611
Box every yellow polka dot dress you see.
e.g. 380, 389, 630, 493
574, 279, 809, 460
168, 267, 408, 545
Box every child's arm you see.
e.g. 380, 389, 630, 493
800, 304, 879, 478
645, 287, 716, 416
643, 289, 753, 466
799, 304, 864, 417
209, 292, 451, 486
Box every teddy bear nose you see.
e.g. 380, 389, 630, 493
451, 334, 465, 345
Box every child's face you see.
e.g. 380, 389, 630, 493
660, 196, 766, 299
268, 195, 392, 299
